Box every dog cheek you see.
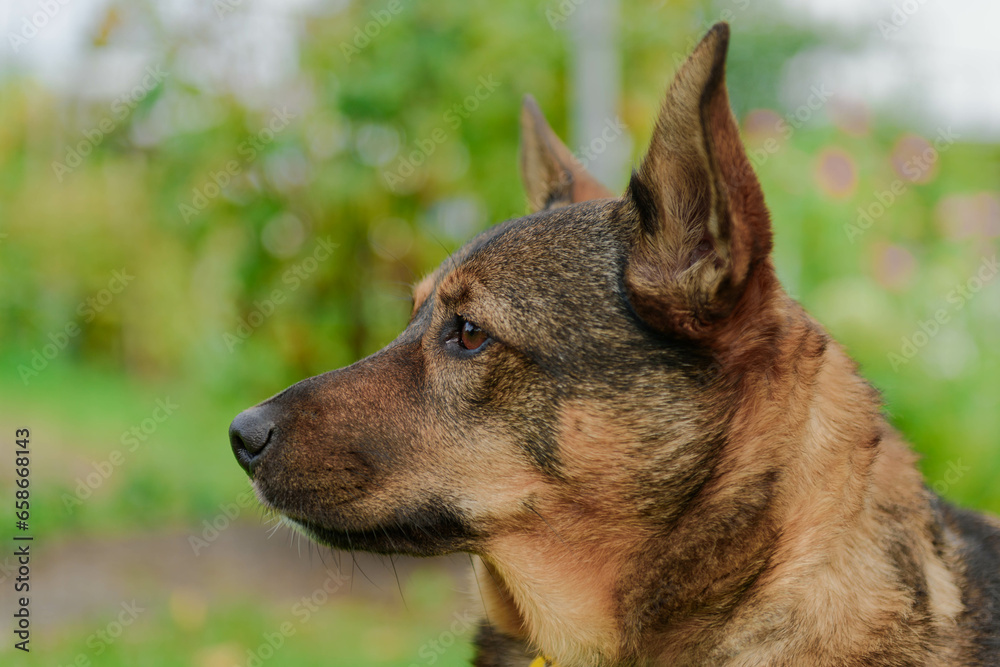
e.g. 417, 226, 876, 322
413, 423, 546, 530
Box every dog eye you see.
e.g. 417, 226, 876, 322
460, 319, 488, 351
450, 317, 489, 352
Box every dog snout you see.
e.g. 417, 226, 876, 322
229, 406, 275, 476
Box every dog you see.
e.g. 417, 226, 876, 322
229, 22, 1000, 666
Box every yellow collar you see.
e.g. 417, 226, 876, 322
529, 657, 557, 667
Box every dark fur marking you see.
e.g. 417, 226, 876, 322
943, 503, 1000, 660
472, 622, 534, 666
629, 468, 781, 635
626, 170, 660, 238
885, 535, 933, 639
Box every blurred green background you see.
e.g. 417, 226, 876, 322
1, 0, 998, 665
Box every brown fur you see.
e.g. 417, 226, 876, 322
520, 94, 614, 211
229, 22, 1000, 666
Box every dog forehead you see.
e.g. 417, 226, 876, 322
455, 199, 626, 282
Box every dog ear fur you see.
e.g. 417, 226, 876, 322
624, 23, 774, 339
519, 94, 614, 212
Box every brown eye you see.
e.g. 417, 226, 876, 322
459, 319, 488, 351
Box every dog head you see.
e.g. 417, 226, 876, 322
230, 21, 779, 568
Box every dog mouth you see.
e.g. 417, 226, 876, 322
282, 515, 476, 557
255, 487, 478, 556
280, 517, 444, 555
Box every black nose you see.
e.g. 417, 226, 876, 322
229, 407, 275, 476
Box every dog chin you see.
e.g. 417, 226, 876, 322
278, 514, 474, 557
277, 515, 313, 537
251, 485, 479, 556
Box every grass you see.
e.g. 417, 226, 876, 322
3, 592, 475, 667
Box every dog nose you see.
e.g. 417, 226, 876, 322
229, 407, 275, 476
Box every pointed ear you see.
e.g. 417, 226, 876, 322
624, 23, 774, 339
519, 94, 614, 212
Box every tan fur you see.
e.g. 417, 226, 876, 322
477, 404, 652, 665
687, 321, 966, 664
480, 539, 622, 665
411, 273, 436, 318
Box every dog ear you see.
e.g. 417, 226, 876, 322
519, 94, 614, 212
624, 23, 774, 339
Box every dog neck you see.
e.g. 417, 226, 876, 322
476, 462, 652, 666
475, 300, 963, 666
644, 312, 964, 664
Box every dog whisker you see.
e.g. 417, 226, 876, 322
387, 552, 407, 611
528, 506, 569, 548
470, 554, 495, 642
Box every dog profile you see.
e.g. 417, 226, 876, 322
229, 22, 1000, 666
